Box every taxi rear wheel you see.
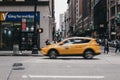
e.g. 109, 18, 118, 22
83, 50, 94, 59
48, 50, 58, 59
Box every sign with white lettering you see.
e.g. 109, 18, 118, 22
0, 12, 40, 21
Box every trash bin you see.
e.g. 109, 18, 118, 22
13, 44, 19, 55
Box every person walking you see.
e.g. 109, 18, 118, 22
45, 39, 50, 45
53, 38, 57, 44
115, 39, 120, 53
104, 39, 109, 54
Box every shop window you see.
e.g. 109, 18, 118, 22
0, 22, 13, 50
22, 18, 35, 32
21, 32, 33, 50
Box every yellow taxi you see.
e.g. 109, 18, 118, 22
40, 37, 101, 59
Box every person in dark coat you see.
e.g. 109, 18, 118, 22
115, 39, 120, 53
104, 39, 109, 54
45, 39, 50, 45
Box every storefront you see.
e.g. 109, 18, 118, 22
0, 12, 40, 50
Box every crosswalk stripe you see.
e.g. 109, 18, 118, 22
22, 75, 105, 79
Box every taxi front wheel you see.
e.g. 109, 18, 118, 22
48, 50, 58, 59
83, 50, 94, 59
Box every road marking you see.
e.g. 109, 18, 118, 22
22, 75, 104, 79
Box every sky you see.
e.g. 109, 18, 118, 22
55, 0, 67, 30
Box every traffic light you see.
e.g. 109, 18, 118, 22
37, 28, 43, 33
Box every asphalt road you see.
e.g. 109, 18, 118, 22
0, 51, 120, 80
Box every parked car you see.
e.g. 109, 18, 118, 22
108, 40, 116, 47
40, 37, 101, 59
97, 39, 104, 45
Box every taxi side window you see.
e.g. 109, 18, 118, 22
63, 39, 74, 45
82, 39, 90, 43
63, 40, 69, 44
73, 39, 82, 44
73, 39, 90, 44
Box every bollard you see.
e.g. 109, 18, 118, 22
13, 44, 19, 55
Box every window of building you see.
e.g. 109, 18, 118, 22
118, 5, 120, 12
38, 0, 49, 1
15, 0, 24, 2
25, 0, 35, 2
110, 0, 115, 5
5, 0, 14, 2
0, 0, 2, 2
110, 6, 115, 17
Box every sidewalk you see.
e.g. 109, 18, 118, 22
0, 46, 119, 56
101, 46, 120, 55
0, 51, 43, 56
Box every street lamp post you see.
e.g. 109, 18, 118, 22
34, 0, 37, 33
32, 0, 38, 54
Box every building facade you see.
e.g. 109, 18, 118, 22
59, 13, 66, 38
68, 0, 93, 36
64, 9, 70, 37
75, 0, 83, 36
65, 0, 120, 40
107, 0, 120, 40
67, 0, 76, 36
0, 0, 55, 50
94, 0, 107, 39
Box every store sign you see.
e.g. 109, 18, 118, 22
0, 12, 40, 21
0, 12, 7, 21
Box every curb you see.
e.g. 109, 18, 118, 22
0, 51, 43, 56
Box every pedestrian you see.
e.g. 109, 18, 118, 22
104, 39, 109, 54
45, 39, 50, 45
53, 38, 57, 43
115, 39, 120, 53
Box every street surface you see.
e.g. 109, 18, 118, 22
0, 47, 120, 80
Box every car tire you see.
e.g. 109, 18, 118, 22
48, 50, 58, 59
83, 50, 94, 59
